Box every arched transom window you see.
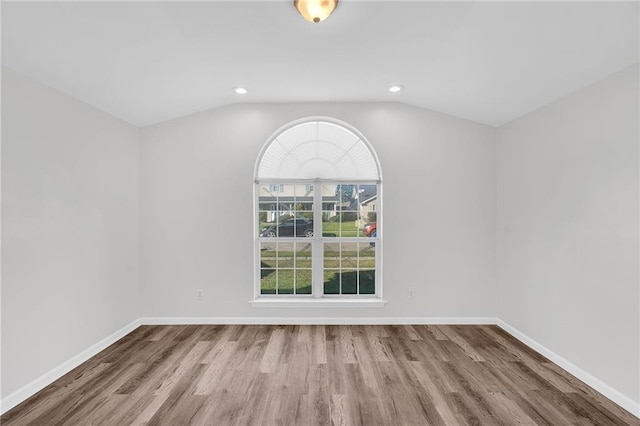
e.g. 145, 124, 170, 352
254, 118, 383, 302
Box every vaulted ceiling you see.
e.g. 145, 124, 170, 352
2, 1, 638, 128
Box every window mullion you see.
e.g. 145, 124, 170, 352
312, 182, 323, 298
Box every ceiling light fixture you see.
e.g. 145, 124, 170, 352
388, 85, 405, 93
294, 0, 339, 24
233, 86, 248, 95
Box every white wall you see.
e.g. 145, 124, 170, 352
1, 68, 140, 398
496, 64, 639, 404
140, 103, 496, 319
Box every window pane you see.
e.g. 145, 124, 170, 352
359, 242, 376, 294
358, 270, 376, 294
295, 217, 314, 238
258, 184, 279, 238
324, 243, 340, 269
258, 184, 284, 237
359, 242, 376, 268
258, 202, 275, 232
260, 242, 278, 294
341, 270, 358, 294
341, 242, 358, 268
260, 269, 276, 294
260, 242, 277, 269
358, 184, 378, 224
293, 184, 313, 218
324, 242, 338, 295
321, 184, 338, 237
260, 224, 278, 238
339, 212, 360, 238
295, 269, 312, 294
322, 216, 337, 237
295, 242, 312, 268
294, 201, 314, 214
277, 242, 294, 268
323, 270, 340, 294
336, 184, 355, 237
278, 269, 294, 294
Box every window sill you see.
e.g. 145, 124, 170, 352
250, 297, 387, 308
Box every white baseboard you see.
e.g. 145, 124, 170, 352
496, 319, 640, 419
139, 317, 497, 325
0, 318, 142, 415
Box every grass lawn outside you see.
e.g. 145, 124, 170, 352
260, 244, 375, 295
258, 220, 376, 295
260, 269, 375, 295
258, 221, 368, 238
321, 221, 366, 238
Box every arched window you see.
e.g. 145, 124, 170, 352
254, 118, 383, 303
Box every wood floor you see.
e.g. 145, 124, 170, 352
2, 325, 638, 425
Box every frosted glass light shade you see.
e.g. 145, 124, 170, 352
256, 120, 380, 181
294, 0, 339, 23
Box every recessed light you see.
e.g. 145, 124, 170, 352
388, 85, 404, 93
233, 86, 248, 95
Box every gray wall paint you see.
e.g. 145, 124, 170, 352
139, 103, 497, 318
1, 69, 140, 398
496, 64, 640, 402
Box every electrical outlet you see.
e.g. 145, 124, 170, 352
197, 289, 204, 300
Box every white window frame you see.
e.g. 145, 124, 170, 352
251, 118, 386, 308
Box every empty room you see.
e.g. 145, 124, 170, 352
1, 1, 639, 425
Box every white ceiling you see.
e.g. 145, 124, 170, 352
2, 1, 638, 128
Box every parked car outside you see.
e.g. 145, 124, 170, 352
260, 217, 314, 237
363, 222, 377, 238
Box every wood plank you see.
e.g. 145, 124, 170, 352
2, 324, 638, 426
